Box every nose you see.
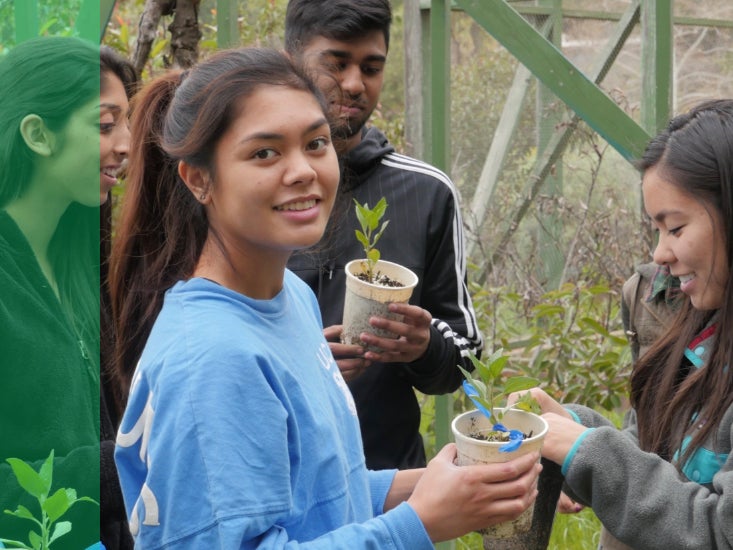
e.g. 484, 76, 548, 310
114, 123, 131, 158
284, 151, 317, 186
339, 64, 365, 97
652, 232, 675, 266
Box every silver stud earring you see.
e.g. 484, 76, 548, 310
199, 192, 207, 201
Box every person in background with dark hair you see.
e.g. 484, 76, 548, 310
110, 46, 540, 548
284, 0, 484, 472
99, 44, 137, 550
0, 36, 104, 549
510, 99, 733, 549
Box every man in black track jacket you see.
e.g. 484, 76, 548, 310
285, 0, 483, 470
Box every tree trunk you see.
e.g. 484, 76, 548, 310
132, 0, 201, 76
168, 0, 202, 69
132, 0, 174, 77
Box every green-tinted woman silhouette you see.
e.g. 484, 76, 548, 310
0, 36, 107, 549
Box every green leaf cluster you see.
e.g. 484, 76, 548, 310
471, 280, 631, 412
459, 348, 540, 419
1, 450, 98, 550
353, 197, 389, 283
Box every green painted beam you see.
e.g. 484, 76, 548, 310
427, 4, 454, 526
537, 0, 564, 290
100, 0, 117, 42
76, 0, 101, 43
419, 1, 733, 28
454, 0, 649, 162
420, 4, 432, 160
428, 0, 451, 172
641, 0, 672, 135
673, 15, 733, 29
14, 0, 39, 43
476, 0, 646, 281
217, 0, 239, 49
514, 7, 733, 29
466, 18, 552, 258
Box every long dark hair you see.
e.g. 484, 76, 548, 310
109, 47, 328, 392
100, 46, 139, 416
631, 99, 733, 469
0, 36, 101, 363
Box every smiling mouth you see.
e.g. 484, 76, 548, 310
275, 199, 317, 212
102, 167, 120, 179
678, 273, 695, 284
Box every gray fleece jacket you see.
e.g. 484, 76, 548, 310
564, 325, 732, 549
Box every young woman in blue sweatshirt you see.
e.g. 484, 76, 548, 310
109, 47, 541, 549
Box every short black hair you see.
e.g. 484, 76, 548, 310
284, 0, 392, 55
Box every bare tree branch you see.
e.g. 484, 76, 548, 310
132, 0, 174, 77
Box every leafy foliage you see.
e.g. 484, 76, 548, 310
0, 450, 98, 550
353, 197, 389, 283
472, 279, 631, 412
459, 349, 540, 420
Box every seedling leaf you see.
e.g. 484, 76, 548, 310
43, 489, 71, 524
5, 459, 46, 499
48, 521, 71, 545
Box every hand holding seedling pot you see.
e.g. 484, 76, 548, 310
341, 198, 418, 351
453, 350, 550, 545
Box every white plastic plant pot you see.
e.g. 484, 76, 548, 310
341, 259, 419, 351
451, 408, 548, 540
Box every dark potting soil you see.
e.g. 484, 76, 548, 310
355, 271, 405, 287
469, 430, 534, 443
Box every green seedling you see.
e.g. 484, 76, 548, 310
1, 450, 98, 550
459, 349, 541, 421
353, 197, 389, 284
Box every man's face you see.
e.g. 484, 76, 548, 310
296, 30, 387, 152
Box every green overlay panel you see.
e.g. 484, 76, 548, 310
1, 2, 101, 549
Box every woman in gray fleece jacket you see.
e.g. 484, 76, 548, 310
512, 99, 733, 550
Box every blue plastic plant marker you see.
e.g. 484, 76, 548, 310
462, 379, 479, 398
492, 423, 508, 432
499, 430, 526, 453
508, 429, 525, 440
462, 380, 492, 419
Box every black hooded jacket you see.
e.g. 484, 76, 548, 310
288, 127, 483, 469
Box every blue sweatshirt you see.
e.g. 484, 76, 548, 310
115, 274, 432, 549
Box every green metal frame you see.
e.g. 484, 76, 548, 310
453, 0, 652, 162
417, 0, 686, 289
217, 0, 240, 48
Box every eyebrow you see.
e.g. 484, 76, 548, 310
238, 118, 330, 145
653, 209, 682, 223
99, 103, 122, 113
321, 49, 386, 64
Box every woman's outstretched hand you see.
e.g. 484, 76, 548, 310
505, 387, 571, 418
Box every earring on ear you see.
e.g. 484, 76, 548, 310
199, 191, 207, 201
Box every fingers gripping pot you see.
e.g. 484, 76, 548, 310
341, 259, 418, 352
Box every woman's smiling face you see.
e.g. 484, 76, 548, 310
644, 165, 729, 310
99, 71, 131, 204
203, 85, 339, 262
